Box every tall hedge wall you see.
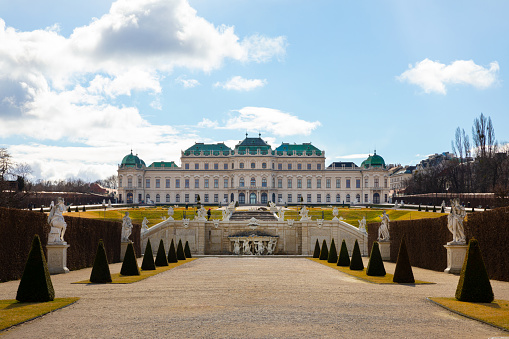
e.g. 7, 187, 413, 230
464, 207, 509, 281
0, 207, 141, 282
368, 208, 509, 282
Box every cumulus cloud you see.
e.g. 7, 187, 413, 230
175, 76, 200, 88
214, 76, 267, 91
207, 107, 320, 137
397, 59, 499, 94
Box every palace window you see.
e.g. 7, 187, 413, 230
297, 179, 302, 188
278, 163, 282, 170
307, 163, 311, 170
356, 179, 360, 188
184, 194, 189, 202
317, 194, 321, 203
346, 194, 350, 203
336, 194, 341, 203
224, 194, 228, 202
251, 177, 256, 186
204, 194, 209, 203
287, 163, 291, 170
224, 163, 228, 170
326, 178, 331, 188
239, 178, 245, 187
384, 178, 388, 188
166, 179, 170, 188
195, 179, 199, 188
356, 194, 360, 203
288, 194, 292, 203
176, 179, 180, 188
317, 164, 321, 170
287, 179, 292, 188
224, 178, 228, 188
326, 194, 330, 203
365, 194, 368, 203
317, 179, 321, 188
185, 163, 189, 170
156, 179, 160, 188
278, 179, 282, 188
307, 194, 312, 203
262, 162, 267, 169
185, 179, 189, 188
336, 178, 341, 188
214, 179, 219, 188
297, 194, 302, 202
127, 177, 132, 188
374, 178, 379, 188
262, 178, 267, 187
272, 178, 275, 188
204, 179, 209, 188
346, 179, 350, 188
119, 178, 122, 187
176, 194, 180, 203
156, 194, 160, 203
278, 194, 283, 203
146, 179, 150, 188
240, 163, 244, 169
307, 179, 312, 188
138, 177, 142, 187
146, 194, 150, 201
251, 162, 255, 169
204, 163, 209, 170
214, 194, 218, 203
365, 177, 368, 187
166, 194, 170, 203
297, 163, 302, 170
195, 163, 199, 170
214, 163, 219, 170
195, 194, 199, 203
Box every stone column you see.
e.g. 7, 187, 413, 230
378, 241, 391, 261
46, 242, 70, 274
120, 241, 131, 262
444, 244, 468, 274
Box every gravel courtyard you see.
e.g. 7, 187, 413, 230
1, 257, 508, 338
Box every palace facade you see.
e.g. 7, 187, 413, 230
117, 135, 390, 205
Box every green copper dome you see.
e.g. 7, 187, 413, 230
361, 151, 385, 169
121, 151, 146, 168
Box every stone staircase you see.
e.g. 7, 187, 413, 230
229, 210, 277, 221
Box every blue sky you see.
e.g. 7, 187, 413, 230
0, 0, 507, 181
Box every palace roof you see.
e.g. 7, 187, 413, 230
275, 142, 323, 156
360, 152, 386, 169
120, 151, 146, 168
183, 143, 232, 156
148, 161, 179, 168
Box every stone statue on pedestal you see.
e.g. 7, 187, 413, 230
233, 238, 241, 255
358, 216, 367, 234
447, 199, 466, 245
332, 207, 339, 220
141, 217, 149, 232
167, 206, 174, 220
267, 238, 277, 255
243, 240, 252, 255
121, 212, 133, 242
378, 211, 390, 241
299, 205, 310, 221
47, 197, 67, 244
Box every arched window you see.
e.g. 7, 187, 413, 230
176, 194, 180, 203
336, 194, 341, 203
251, 162, 255, 169
166, 194, 170, 203
239, 193, 245, 204
156, 194, 160, 203
146, 194, 150, 202
262, 162, 267, 169
356, 194, 360, 203
239, 177, 245, 187
326, 194, 331, 203
346, 194, 350, 203
262, 177, 267, 187
251, 177, 256, 186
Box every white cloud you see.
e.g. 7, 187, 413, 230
397, 59, 499, 94
335, 153, 370, 159
197, 118, 219, 128
175, 76, 200, 88
214, 76, 267, 91
212, 107, 320, 137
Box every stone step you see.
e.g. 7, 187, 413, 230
229, 211, 277, 221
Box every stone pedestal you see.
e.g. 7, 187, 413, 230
378, 241, 391, 261
444, 244, 467, 274
46, 243, 70, 274
120, 241, 131, 262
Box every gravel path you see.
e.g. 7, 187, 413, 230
1, 257, 508, 338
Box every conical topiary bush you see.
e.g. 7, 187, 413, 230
366, 241, 386, 276
184, 241, 192, 258
455, 238, 494, 302
176, 239, 186, 260
90, 239, 112, 283
120, 242, 140, 276
393, 237, 414, 283
337, 240, 350, 267
16, 235, 55, 302
312, 239, 320, 258
327, 238, 338, 263
141, 239, 156, 270
154, 239, 168, 266
349, 240, 364, 270
319, 239, 329, 260
167, 239, 178, 263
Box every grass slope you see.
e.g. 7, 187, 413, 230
0, 298, 79, 331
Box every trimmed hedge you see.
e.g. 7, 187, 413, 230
16, 235, 55, 302
366, 242, 386, 276
120, 242, 140, 276
455, 238, 494, 302
319, 240, 329, 260
155, 239, 169, 266
327, 238, 337, 263
141, 239, 156, 271
184, 241, 192, 258
176, 239, 186, 260
167, 239, 178, 263
0, 207, 141, 282
312, 239, 320, 258
90, 240, 112, 283
337, 240, 350, 267
350, 240, 364, 270
393, 237, 414, 283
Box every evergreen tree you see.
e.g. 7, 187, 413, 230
312, 239, 320, 258
349, 240, 364, 270
16, 235, 55, 302
455, 238, 494, 302
432, 205, 437, 212
418, 204, 421, 211
337, 240, 350, 267
83, 206, 86, 212
327, 238, 338, 263
90, 239, 112, 283
154, 239, 169, 266
75, 206, 79, 213
141, 239, 156, 270
393, 237, 414, 283
441, 205, 445, 213
184, 241, 192, 258
319, 239, 329, 260
177, 239, 186, 260
167, 239, 178, 263
366, 241, 386, 276
425, 206, 429, 212
120, 242, 140, 276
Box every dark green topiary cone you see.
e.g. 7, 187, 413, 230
176, 239, 186, 260
455, 238, 494, 302
393, 237, 414, 283
349, 240, 364, 270
120, 242, 140, 276
16, 235, 55, 302
154, 239, 169, 266
184, 241, 192, 258
319, 239, 328, 260
328, 238, 338, 263
337, 240, 350, 267
167, 239, 178, 263
312, 239, 320, 258
90, 239, 112, 283
141, 239, 156, 270
366, 241, 386, 276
